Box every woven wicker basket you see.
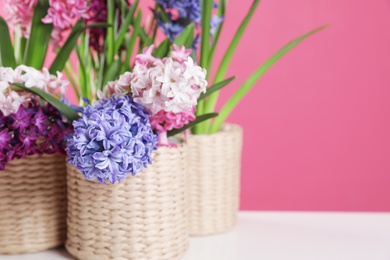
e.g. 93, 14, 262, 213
188, 124, 243, 236
66, 144, 189, 260
0, 154, 67, 254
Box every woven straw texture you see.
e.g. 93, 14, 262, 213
66, 144, 189, 260
0, 154, 67, 254
188, 124, 243, 236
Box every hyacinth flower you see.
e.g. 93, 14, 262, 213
5, 0, 89, 46
97, 45, 214, 146
0, 65, 72, 170
0, 0, 97, 76
11, 67, 159, 184
153, 0, 222, 47
66, 95, 158, 184
151, 0, 327, 134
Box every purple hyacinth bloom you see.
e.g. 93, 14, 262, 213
85, 0, 126, 52
192, 33, 201, 50
157, 20, 185, 41
85, 0, 109, 52
31, 109, 47, 132
66, 95, 158, 184
0, 100, 72, 171
156, 0, 201, 23
9, 107, 31, 131
0, 129, 11, 151
210, 15, 224, 39
155, 0, 201, 41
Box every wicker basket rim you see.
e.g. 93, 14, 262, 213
187, 123, 243, 140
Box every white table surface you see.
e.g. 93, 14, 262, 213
1, 211, 389, 260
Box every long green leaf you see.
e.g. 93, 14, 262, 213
204, 0, 260, 115
139, 28, 153, 46
210, 25, 328, 133
174, 24, 195, 48
18, 37, 27, 65
0, 17, 17, 68
114, 0, 139, 54
23, 0, 52, 69
102, 59, 120, 87
11, 83, 80, 121
75, 45, 88, 101
106, 0, 115, 65
153, 38, 170, 58
125, 10, 142, 70
64, 62, 80, 101
207, 0, 226, 70
200, 0, 213, 69
195, 0, 214, 134
169, 113, 219, 137
49, 20, 82, 74
156, 3, 170, 23
185, 33, 195, 51
49, 22, 110, 74
198, 76, 236, 101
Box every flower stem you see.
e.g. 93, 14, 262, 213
195, 0, 213, 134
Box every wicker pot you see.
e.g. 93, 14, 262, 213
0, 154, 67, 254
188, 124, 243, 236
66, 144, 189, 260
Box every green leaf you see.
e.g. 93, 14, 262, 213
139, 28, 153, 46
210, 25, 328, 133
23, 0, 52, 69
49, 22, 110, 74
153, 38, 170, 58
0, 17, 17, 68
102, 59, 120, 87
106, 0, 115, 65
49, 20, 82, 74
124, 10, 142, 71
97, 54, 106, 91
114, 0, 139, 54
207, 0, 226, 70
11, 83, 80, 121
204, 0, 260, 115
195, 0, 214, 134
198, 76, 236, 101
64, 61, 80, 102
17, 37, 27, 65
75, 45, 88, 100
200, 0, 213, 69
156, 3, 170, 23
169, 113, 219, 137
174, 24, 195, 48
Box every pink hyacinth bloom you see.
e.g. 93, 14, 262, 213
102, 72, 132, 99
99, 45, 206, 146
171, 44, 192, 64
42, 0, 90, 46
130, 46, 207, 115
150, 108, 196, 133
135, 45, 156, 65
5, 0, 37, 37
0, 65, 68, 116
0, 90, 29, 117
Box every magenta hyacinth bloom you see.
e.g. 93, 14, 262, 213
150, 108, 196, 133
0, 101, 73, 171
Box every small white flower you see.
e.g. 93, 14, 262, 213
130, 53, 208, 115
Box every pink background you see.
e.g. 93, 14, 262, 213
203, 0, 390, 211
3, 0, 390, 211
